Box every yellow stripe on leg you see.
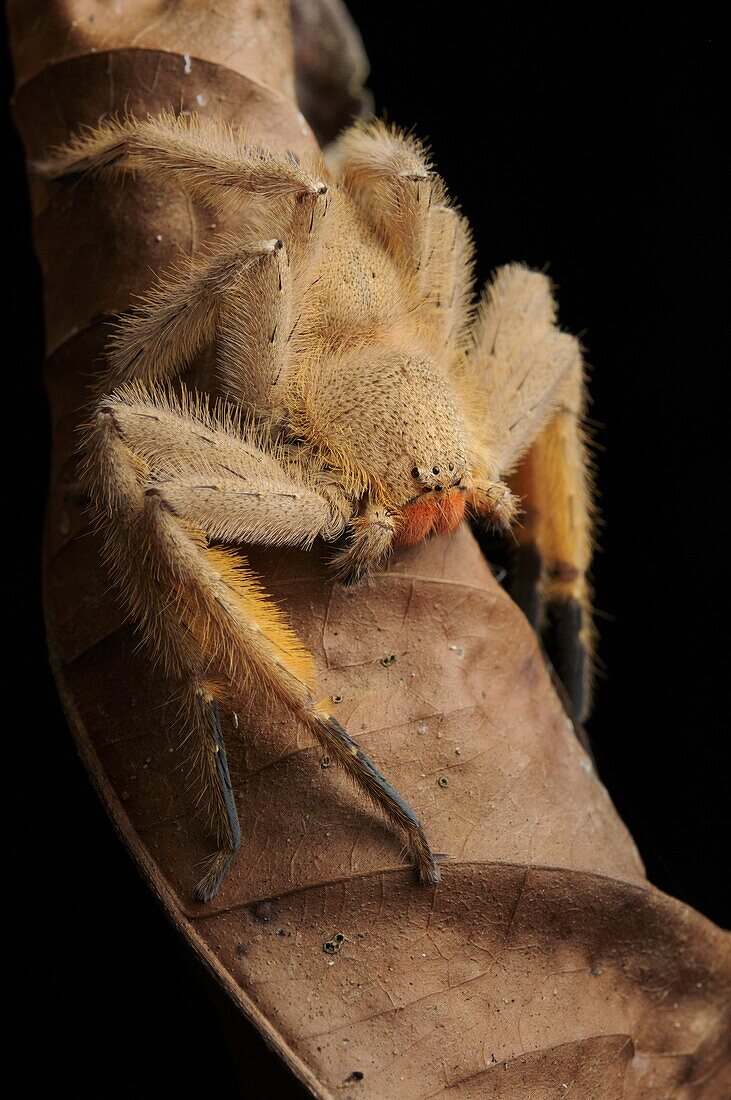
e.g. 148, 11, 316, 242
202, 543, 317, 689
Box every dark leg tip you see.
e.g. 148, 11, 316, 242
418, 853, 444, 886
546, 596, 589, 722
194, 882, 218, 905
194, 848, 237, 904
338, 565, 366, 587
509, 541, 543, 628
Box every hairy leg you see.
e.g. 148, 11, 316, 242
332, 119, 433, 270
462, 265, 580, 476
83, 389, 440, 898
509, 366, 595, 721
462, 264, 594, 718
417, 203, 475, 361
103, 238, 291, 397
330, 499, 396, 584
44, 113, 331, 409
217, 188, 329, 407
38, 111, 328, 216
469, 481, 520, 529
332, 120, 474, 359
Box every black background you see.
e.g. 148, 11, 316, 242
5, 7, 727, 1096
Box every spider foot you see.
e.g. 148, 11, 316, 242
193, 690, 241, 903
194, 848, 238, 903
330, 505, 395, 585
313, 711, 441, 887
334, 560, 368, 587
408, 827, 443, 886
472, 481, 520, 530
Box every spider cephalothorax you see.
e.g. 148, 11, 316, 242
42, 113, 593, 900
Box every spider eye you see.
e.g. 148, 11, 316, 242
411, 467, 420, 478
448, 463, 454, 472
432, 466, 440, 475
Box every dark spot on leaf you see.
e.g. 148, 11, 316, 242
323, 932, 346, 954
251, 900, 277, 923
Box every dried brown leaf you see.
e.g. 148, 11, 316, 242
8, 1, 730, 1097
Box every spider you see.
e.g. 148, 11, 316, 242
42, 113, 593, 902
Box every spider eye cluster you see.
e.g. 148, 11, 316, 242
411, 460, 466, 493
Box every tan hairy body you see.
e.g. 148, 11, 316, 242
42, 112, 593, 900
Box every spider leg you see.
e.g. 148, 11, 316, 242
46, 116, 330, 408
509, 366, 594, 721
210, 236, 294, 408
38, 111, 328, 216
104, 238, 291, 399
332, 120, 434, 271
462, 264, 595, 720
215, 189, 329, 407
469, 481, 521, 529
191, 687, 241, 899
417, 204, 475, 360
332, 121, 474, 359
84, 388, 440, 898
330, 499, 396, 585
